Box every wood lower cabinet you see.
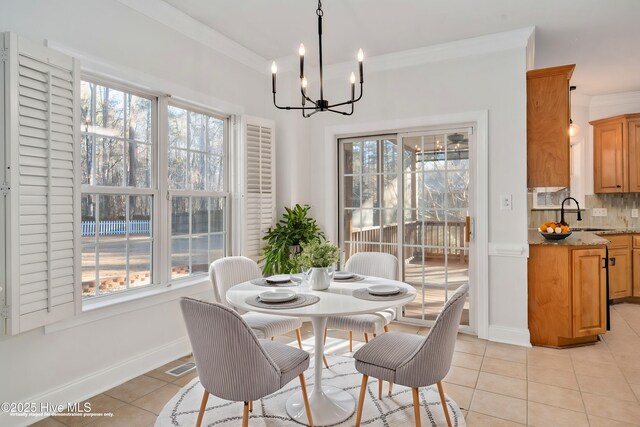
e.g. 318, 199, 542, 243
633, 249, 640, 296
609, 247, 632, 298
529, 244, 607, 347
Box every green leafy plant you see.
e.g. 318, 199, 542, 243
261, 204, 325, 275
297, 240, 340, 269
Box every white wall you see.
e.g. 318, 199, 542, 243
0, 1, 272, 425
279, 47, 530, 345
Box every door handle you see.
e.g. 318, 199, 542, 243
602, 258, 607, 268
609, 257, 616, 266
465, 216, 471, 243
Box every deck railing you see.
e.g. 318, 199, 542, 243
81, 220, 150, 236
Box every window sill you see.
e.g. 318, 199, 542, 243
44, 277, 212, 334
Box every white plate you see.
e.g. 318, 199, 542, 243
266, 274, 291, 284
367, 284, 400, 296
259, 290, 297, 302
333, 271, 355, 280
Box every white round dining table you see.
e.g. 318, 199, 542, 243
226, 276, 416, 426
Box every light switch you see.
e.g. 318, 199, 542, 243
500, 194, 512, 210
632, 209, 639, 218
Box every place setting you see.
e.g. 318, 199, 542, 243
352, 283, 409, 301
245, 288, 320, 309
332, 270, 366, 282
250, 274, 301, 287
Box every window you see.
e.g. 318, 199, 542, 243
168, 103, 228, 280
80, 80, 156, 298
79, 79, 230, 300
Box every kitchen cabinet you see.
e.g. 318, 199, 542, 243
606, 234, 632, 299
527, 64, 575, 188
633, 235, 640, 297
529, 243, 606, 347
591, 114, 640, 193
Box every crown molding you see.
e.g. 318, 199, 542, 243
116, 0, 269, 73
589, 90, 640, 108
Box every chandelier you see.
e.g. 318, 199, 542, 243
271, 0, 364, 117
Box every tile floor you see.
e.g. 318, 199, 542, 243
34, 302, 640, 427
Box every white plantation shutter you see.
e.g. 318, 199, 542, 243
2, 33, 80, 334
242, 117, 275, 259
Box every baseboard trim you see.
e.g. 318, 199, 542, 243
2, 336, 191, 427
488, 325, 531, 347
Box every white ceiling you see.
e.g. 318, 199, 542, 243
161, 0, 640, 96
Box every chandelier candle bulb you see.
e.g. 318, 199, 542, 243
271, 61, 277, 93
350, 72, 355, 100
299, 43, 305, 78
358, 48, 364, 82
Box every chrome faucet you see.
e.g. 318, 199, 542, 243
560, 197, 582, 226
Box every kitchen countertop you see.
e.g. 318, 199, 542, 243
584, 228, 640, 235
528, 230, 610, 246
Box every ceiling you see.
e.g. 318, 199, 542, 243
161, 0, 640, 96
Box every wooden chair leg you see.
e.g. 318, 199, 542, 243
242, 401, 249, 427
196, 390, 209, 427
249, 400, 253, 412
437, 381, 452, 427
412, 388, 422, 427
373, 333, 377, 338
364, 333, 369, 343
378, 379, 383, 400
270, 337, 274, 341
388, 382, 393, 397
296, 329, 303, 350
355, 375, 368, 427
323, 354, 329, 369
299, 374, 314, 427
384, 325, 389, 333
324, 327, 328, 344
349, 331, 353, 352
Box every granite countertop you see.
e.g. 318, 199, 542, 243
528, 230, 610, 246
583, 228, 640, 235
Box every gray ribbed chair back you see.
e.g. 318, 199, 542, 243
180, 298, 282, 401
210, 256, 262, 308
396, 283, 469, 387
346, 252, 398, 280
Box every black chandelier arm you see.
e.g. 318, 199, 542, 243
273, 94, 322, 111
299, 87, 318, 106
327, 107, 353, 116
302, 109, 320, 118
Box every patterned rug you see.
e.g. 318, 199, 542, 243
154, 355, 465, 426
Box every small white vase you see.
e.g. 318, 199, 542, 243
308, 267, 334, 291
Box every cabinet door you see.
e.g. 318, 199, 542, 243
594, 122, 625, 193
609, 248, 632, 299
633, 249, 640, 296
628, 119, 640, 192
572, 248, 606, 337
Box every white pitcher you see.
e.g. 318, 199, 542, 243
308, 267, 334, 291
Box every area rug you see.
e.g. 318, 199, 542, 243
155, 355, 465, 426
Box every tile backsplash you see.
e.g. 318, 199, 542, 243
528, 193, 640, 229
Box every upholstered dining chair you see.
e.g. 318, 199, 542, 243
353, 284, 469, 427
210, 256, 304, 349
324, 252, 398, 365
180, 298, 314, 427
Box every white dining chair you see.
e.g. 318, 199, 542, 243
353, 284, 468, 427
210, 256, 304, 349
180, 297, 314, 427
324, 252, 398, 371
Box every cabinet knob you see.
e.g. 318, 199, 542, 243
617, 185, 622, 188
609, 257, 616, 266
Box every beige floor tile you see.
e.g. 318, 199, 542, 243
88, 404, 157, 427
53, 394, 127, 427
131, 383, 181, 415
576, 373, 638, 402
475, 372, 526, 399
464, 411, 525, 426
145, 359, 194, 383
451, 351, 484, 370
457, 332, 486, 343
484, 343, 527, 364
588, 414, 640, 427
622, 366, 640, 385
631, 382, 640, 401
480, 357, 526, 380
569, 342, 616, 363
527, 351, 574, 371
416, 327, 431, 336
469, 390, 526, 424
443, 365, 479, 388
527, 365, 579, 390
527, 401, 589, 427
614, 352, 640, 370
388, 322, 421, 334
31, 418, 67, 427
171, 371, 198, 387
527, 381, 585, 412
104, 375, 167, 403
455, 339, 487, 356
582, 392, 640, 424
441, 382, 474, 410
527, 344, 571, 358
572, 358, 624, 379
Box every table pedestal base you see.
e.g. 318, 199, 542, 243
286, 385, 355, 426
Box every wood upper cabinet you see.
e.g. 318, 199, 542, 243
527, 64, 575, 188
592, 114, 640, 193
572, 248, 607, 337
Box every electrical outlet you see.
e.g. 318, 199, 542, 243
632, 209, 639, 218
500, 194, 512, 210
592, 208, 608, 217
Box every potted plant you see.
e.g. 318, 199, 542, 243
261, 204, 325, 275
297, 240, 340, 291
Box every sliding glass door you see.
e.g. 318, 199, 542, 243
339, 127, 473, 329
